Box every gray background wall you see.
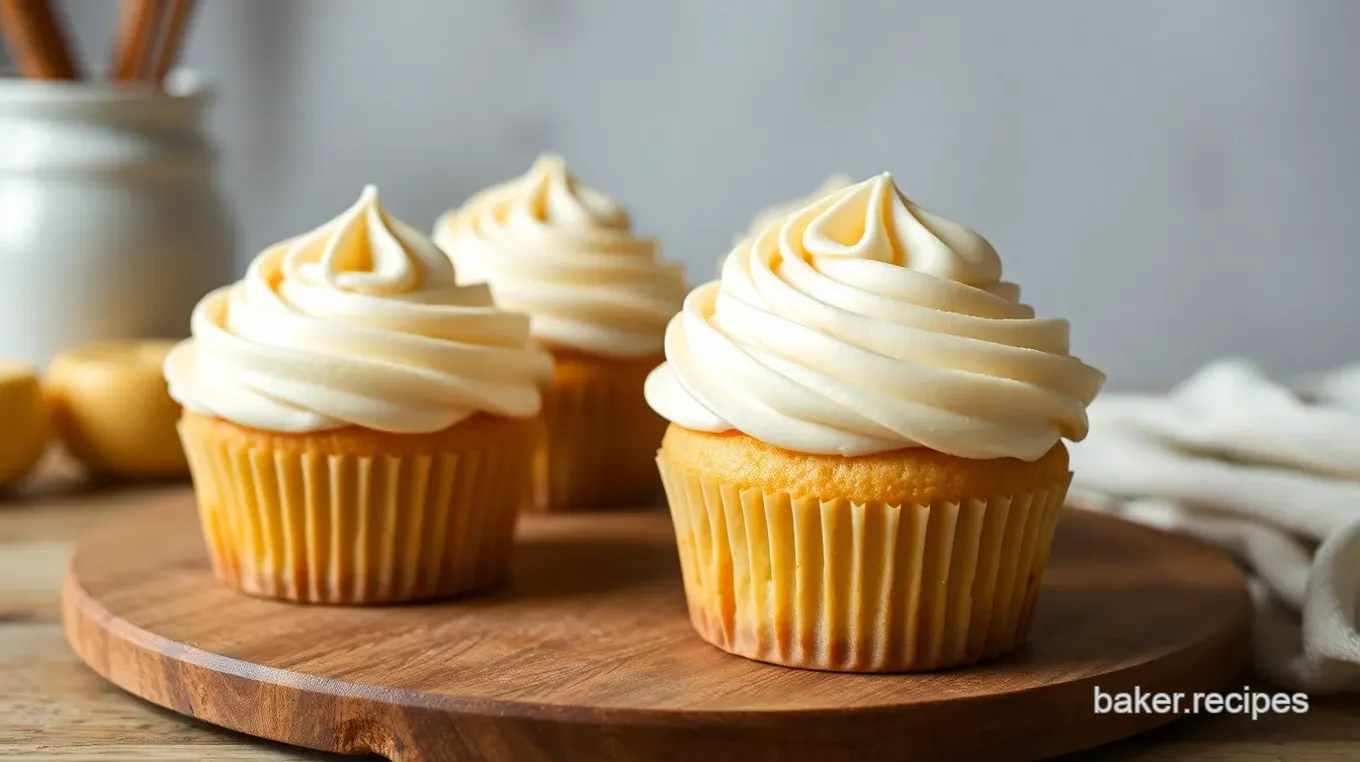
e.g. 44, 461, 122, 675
57, 0, 1360, 390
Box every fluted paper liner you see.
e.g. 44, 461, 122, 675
536, 371, 667, 512
657, 455, 1071, 672
180, 423, 533, 604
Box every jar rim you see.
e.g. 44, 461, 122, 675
0, 69, 213, 106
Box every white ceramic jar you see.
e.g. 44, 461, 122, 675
0, 72, 234, 368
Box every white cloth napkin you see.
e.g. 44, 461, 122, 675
1069, 359, 1360, 693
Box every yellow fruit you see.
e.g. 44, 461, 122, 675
0, 360, 50, 489
46, 340, 187, 478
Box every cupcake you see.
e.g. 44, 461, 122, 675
164, 186, 553, 604
645, 172, 1105, 672
435, 155, 687, 513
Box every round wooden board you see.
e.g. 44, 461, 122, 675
63, 495, 1250, 762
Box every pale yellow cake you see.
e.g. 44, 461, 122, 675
164, 185, 553, 605
435, 155, 687, 513
535, 350, 670, 512
180, 411, 538, 604
644, 172, 1105, 672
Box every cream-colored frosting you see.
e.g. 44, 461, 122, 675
434, 154, 687, 358
645, 172, 1105, 461
165, 185, 553, 434
720, 175, 854, 277
742, 174, 854, 242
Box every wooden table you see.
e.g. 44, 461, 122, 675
3, 456, 1357, 761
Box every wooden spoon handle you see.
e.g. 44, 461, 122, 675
150, 0, 194, 82
109, 0, 161, 81
0, 0, 79, 80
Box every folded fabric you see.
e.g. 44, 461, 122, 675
1069, 359, 1360, 693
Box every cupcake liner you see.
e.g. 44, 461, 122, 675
180, 422, 533, 604
657, 454, 1071, 672
537, 368, 668, 512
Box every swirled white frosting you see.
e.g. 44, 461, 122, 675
434, 155, 687, 358
164, 185, 553, 434
743, 174, 854, 242
645, 173, 1105, 461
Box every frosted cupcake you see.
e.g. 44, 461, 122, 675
435, 155, 687, 512
165, 186, 553, 604
645, 173, 1105, 672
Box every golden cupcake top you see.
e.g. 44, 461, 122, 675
645, 172, 1105, 461
434, 154, 688, 359
164, 185, 553, 434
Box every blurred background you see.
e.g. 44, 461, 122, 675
11, 0, 1360, 390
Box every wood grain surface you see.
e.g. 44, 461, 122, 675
59, 488, 1255, 762
6, 455, 1358, 761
